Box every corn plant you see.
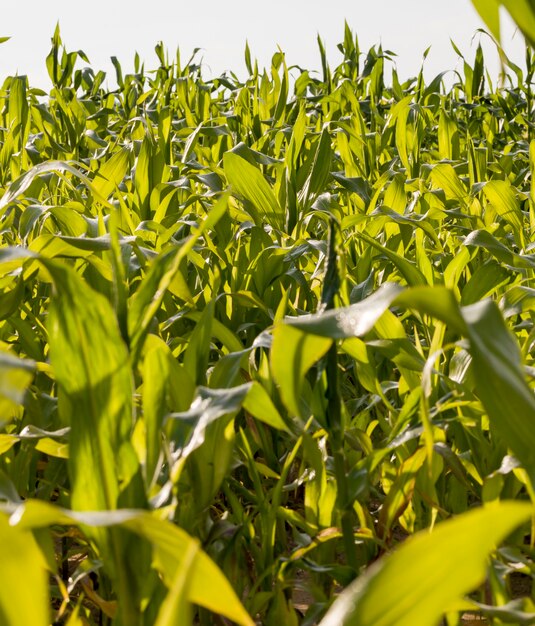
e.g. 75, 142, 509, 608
2, 18, 535, 626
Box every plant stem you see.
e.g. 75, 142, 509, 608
322, 219, 358, 575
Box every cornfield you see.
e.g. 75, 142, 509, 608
2, 6, 535, 624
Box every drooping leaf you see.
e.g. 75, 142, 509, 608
11, 501, 255, 626
283, 282, 403, 339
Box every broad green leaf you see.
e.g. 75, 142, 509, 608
472, 0, 535, 48
394, 287, 466, 335
461, 260, 511, 305
7, 76, 29, 152
134, 135, 165, 219
168, 383, 250, 458
28, 234, 99, 259
183, 311, 244, 353
464, 230, 535, 269
34, 437, 69, 459
319, 502, 532, 626
472, 599, 535, 624
183, 299, 214, 385
371, 207, 441, 249
154, 540, 196, 626
124, 514, 255, 626
92, 147, 130, 200
271, 324, 332, 418
0, 160, 113, 216
462, 299, 535, 474
471, 0, 501, 40
482, 180, 523, 242
501, 0, 535, 47
438, 109, 460, 160
142, 337, 171, 486
45, 261, 139, 512
430, 163, 467, 203
377, 448, 426, 540
243, 380, 290, 432
0, 352, 35, 424
284, 282, 403, 339
223, 152, 284, 229
11, 501, 254, 626
0, 435, 17, 454
0, 514, 49, 626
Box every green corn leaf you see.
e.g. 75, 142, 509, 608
430, 163, 467, 204
45, 261, 139, 512
462, 299, 535, 474
7, 76, 29, 152
319, 502, 532, 626
223, 152, 284, 230
283, 282, 403, 339
128, 193, 228, 363
358, 232, 428, 287
471, 0, 501, 40
0, 352, 35, 426
154, 540, 197, 626
183, 311, 244, 353
243, 380, 290, 432
287, 281, 535, 478
0, 160, 114, 216
472, 0, 535, 48
464, 230, 535, 269
168, 383, 251, 459
394, 287, 466, 334
11, 501, 255, 626
460, 260, 511, 305
482, 180, 524, 242
142, 336, 172, 487
299, 126, 332, 210
271, 324, 332, 418
183, 299, 214, 386
0, 514, 49, 626
501, 0, 535, 47
126, 514, 255, 626
92, 147, 131, 200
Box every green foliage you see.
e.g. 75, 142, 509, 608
320, 503, 533, 626
472, 0, 535, 47
1, 22, 535, 625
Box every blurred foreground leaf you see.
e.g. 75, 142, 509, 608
320, 502, 532, 626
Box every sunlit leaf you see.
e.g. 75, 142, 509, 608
320, 503, 532, 626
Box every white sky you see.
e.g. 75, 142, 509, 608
0, 1, 527, 89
